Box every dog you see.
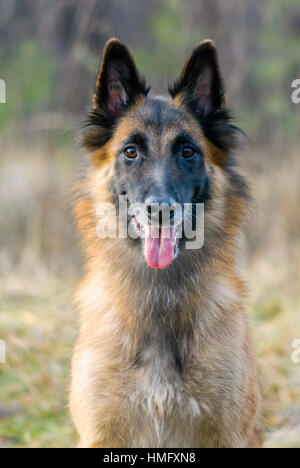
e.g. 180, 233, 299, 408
70, 38, 262, 448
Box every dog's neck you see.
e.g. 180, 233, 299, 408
92, 227, 243, 323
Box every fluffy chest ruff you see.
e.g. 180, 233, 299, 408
128, 345, 205, 448
120, 278, 243, 448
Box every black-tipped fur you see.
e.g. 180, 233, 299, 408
83, 39, 150, 150
169, 40, 242, 155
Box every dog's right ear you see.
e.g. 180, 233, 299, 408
93, 38, 149, 113
83, 39, 149, 151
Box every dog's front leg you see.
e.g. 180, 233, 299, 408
70, 345, 131, 448
71, 390, 131, 448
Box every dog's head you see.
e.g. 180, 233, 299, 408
82, 39, 246, 270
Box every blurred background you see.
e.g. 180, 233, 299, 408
0, 0, 299, 448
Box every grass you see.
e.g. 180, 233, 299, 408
247, 149, 300, 447
253, 292, 300, 447
0, 286, 77, 447
0, 144, 299, 447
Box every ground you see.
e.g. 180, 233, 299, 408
0, 274, 299, 448
0, 283, 76, 448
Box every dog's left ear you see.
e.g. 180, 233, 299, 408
169, 40, 225, 117
93, 38, 149, 114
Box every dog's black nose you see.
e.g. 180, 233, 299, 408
145, 196, 176, 225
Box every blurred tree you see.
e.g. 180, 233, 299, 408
0, 0, 298, 146
246, 0, 300, 147
0, 40, 55, 128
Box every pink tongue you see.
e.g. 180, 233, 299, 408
144, 225, 175, 269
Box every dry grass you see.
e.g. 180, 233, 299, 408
0, 142, 79, 447
0, 285, 77, 448
0, 143, 299, 447
246, 148, 300, 447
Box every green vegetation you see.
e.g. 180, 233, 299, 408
133, 0, 199, 78
0, 41, 55, 129
246, 0, 300, 143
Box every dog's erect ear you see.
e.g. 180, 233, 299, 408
93, 38, 149, 114
83, 39, 149, 152
169, 40, 225, 117
170, 40, 243, 158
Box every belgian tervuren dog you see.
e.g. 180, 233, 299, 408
70, 38, 262, 448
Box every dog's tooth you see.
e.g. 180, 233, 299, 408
173, 237, 177, 246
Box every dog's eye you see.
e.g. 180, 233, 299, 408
181, 145, 195, 159
124, 146, 137, 159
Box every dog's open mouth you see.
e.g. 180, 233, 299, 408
132, 217, 180, 269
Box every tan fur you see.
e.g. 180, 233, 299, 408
70, 47, 262, 448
